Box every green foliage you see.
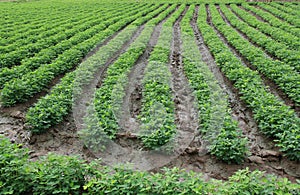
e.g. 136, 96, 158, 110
0, 137, 30, 194
220, 168, 300, 195
0, 136, 299, 195
257, 2, 300, 27
0, 3, 158, 106
211, 5, 300, 105
29, 154, 87, 195
222, 4, 300, 72
198, 4, 300, 160
231, 4, 299, 51
0, 136, 88, 195
94, 4, 173, 139
209, 120, 248, 164
24, 4, 162, 134
94, 48, 144, 137
139, 59, 176, 149
0, 3, 143, 87
269, 2, 299, 16
26, 73, 75, 133
241, 3, 299, 37
138, 5, 185, 149
181, 5, 248, 164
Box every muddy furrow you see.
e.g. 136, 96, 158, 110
193, 4, 266, 162
189, 5, 300, 181
118, 8, 177, 135
73, 25, 146, 130
207, 5, 299, 115
29, 21, 146, 158
169, 6, 199, 152
164, 5, 299, 182
118, 26, 163, 134
0, 23, 147, 163
93, 8, 195, 172
0, 20, 141, 151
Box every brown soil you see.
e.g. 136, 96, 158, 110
0, 17, 145, 159
118, 26, 159, 134
74, 25, 146, 131
0, 4, 299, 183
170, 6, 198, 140
114, 14, 171, 150
80, 7, 186, 171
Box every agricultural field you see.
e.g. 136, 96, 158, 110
0, 0, 299, 194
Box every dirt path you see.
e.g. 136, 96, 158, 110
118, 20, 167, 135
24, 22, 145, 159
170, 6, 198, 137
0, 14, 148, 159
191, 6, 260, 154
90, 8, 184, 171
73, 26, 146, 131
114, 8, 178, 150
157, 5, 201, 165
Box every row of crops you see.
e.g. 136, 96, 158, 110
0, 0, 299, 193
1, 135, 298, 194
0, 0, 299, 164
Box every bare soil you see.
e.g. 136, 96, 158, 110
170, 6, 198, 140
79, 7, 186, 171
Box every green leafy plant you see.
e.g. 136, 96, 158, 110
0, 2, 143, 87
257, 2, 300, 27
181, 5, 248, 164
0, 4, 160, 106
29, 154, 87, 195
221, 4, 300, 71
0, 136, 299, 195
212, 5, 300, 105
197, 4, 300, 160
25, 4, 165, 133
241, 3, 299, 37
138, 5, 185, 149
0, 137, 31, 194
93, 4, 175, 140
